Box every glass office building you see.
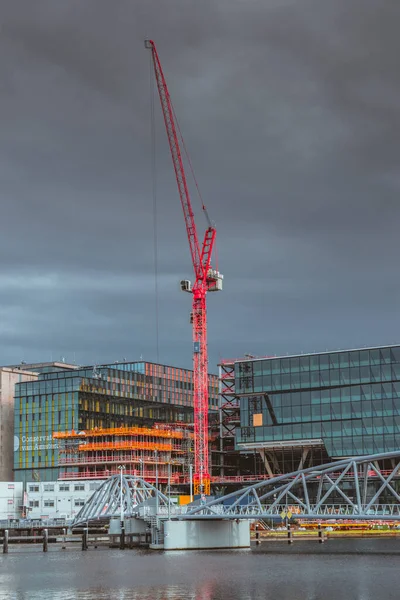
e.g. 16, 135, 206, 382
14, 361, 218, 483
235, 345, 400, 473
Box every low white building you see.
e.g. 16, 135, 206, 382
0, 482, 24, 520
0, 480, 106, 521
26, 479, 104, 520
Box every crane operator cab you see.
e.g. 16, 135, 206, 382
207, 269, 224, 292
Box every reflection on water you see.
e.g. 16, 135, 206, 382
0, 539, 399, 600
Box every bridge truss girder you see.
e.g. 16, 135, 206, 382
72, 475, 170, 527
184, 451, 400, 520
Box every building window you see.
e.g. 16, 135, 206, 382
29, 501, 39, 508
43, 484, 55, 492
44, 500, 55, 508
74, 499, 85, 507
74, 484, 85, 492
29, 485, 39, 493
59, 484, 70, 492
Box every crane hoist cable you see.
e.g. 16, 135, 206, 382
149, 50, 160, 363
170, 103, 212, 228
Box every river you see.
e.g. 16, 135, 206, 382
0, 538, 399, 599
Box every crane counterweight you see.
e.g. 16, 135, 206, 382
180, 280, 192, 293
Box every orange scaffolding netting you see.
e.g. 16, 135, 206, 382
53, 426, 193, 440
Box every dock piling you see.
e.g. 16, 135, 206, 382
82, 528, 88, 551
318, 523, 324, 544
287, 523, 293, 544
43, 529, 48, 552
3, 530, 8, 554
255, 523, 261, 545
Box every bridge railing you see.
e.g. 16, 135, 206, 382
171, 503, 400, 520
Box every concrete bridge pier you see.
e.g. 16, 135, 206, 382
163, 519, 250, 551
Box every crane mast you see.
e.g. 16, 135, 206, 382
145, 40, 223, 495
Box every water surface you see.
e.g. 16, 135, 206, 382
0, 538, 399, 599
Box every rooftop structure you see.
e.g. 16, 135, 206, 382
5, 361, 78, 374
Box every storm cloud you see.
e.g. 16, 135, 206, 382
0, 0, 399, 370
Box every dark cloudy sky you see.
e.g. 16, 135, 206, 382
1, 0, 399, 371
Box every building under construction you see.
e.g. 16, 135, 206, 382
14, 360, 218, 484
54, 423, 194, 484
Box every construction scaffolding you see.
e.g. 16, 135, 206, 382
211, 357, 276, 483
210, 359, 241, 480
53, 423, 194, 484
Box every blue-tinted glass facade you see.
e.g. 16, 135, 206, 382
14, 361, 219, 483
236, 346, 400, 457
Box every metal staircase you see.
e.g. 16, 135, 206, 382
147, 515, 164, 546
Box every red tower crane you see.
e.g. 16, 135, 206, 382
145, 40, 223, 495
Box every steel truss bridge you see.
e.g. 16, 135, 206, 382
74, 452, 400, 526
73, 474, 171, 527
184, 451, 400, 521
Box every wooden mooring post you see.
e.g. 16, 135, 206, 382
43, 529, 48, 552
120, 521, 125, 550
255, 523, 261, 545
318, 523, 324, 544
287, 523, 293, 544
3, 530, 8, 554
82, 528, 88, 551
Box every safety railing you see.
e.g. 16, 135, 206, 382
176, 503, 400, 520
58, 455, 186, 465
58, 469, 182, 482
78, 441, 180, 452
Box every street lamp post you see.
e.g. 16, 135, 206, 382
154, 450, 159, 515
168, 461, 171, 521
117, 465, 126, 549
285, 492, 288, 529
272, 494, 277, 530
189, 463, 193, 503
